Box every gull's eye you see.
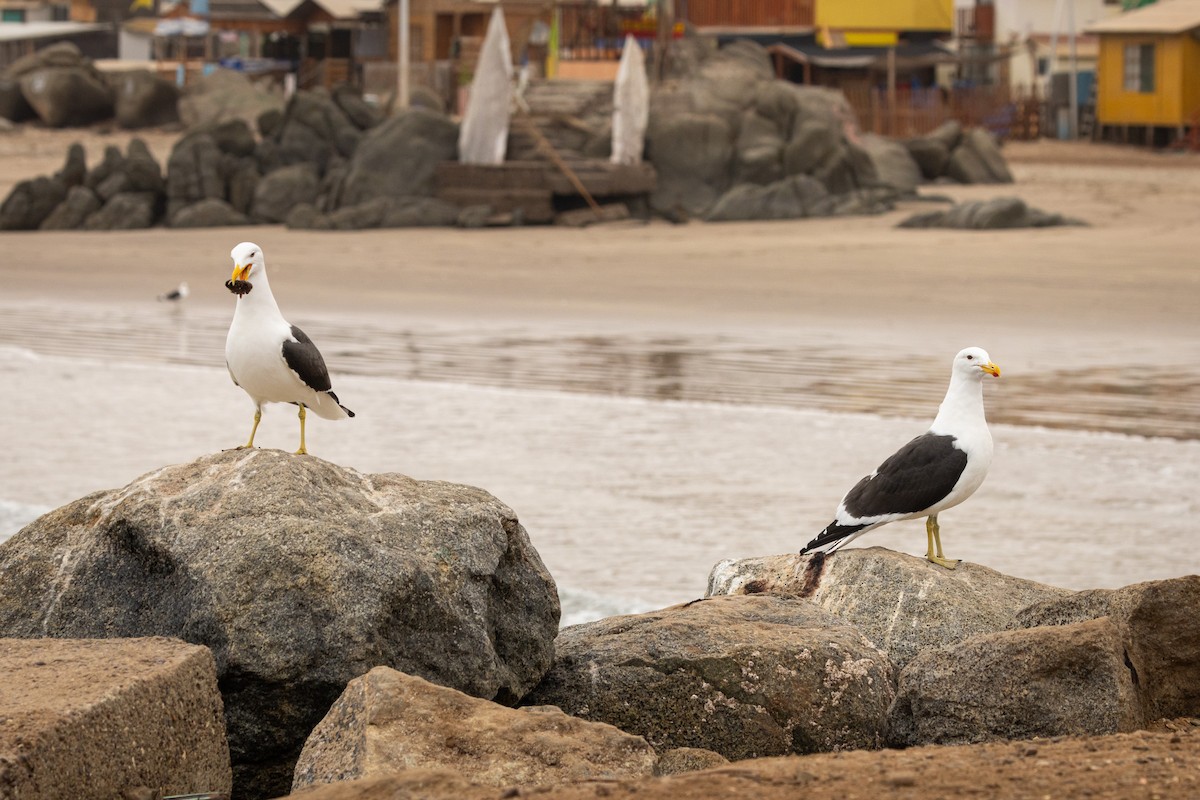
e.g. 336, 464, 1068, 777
966, 354, 974, 360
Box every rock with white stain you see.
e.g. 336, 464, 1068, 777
706, 548, 1070, 671
521, 594, 894, 759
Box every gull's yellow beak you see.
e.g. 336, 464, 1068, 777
981, 362, 1001, 378
231, 264, 251, 282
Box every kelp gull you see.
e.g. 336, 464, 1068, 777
224, 242, 354, 455
801, 347, 1000, 569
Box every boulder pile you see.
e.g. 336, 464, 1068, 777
0, 454, 1197, 800
0, 36, 1023, 231
0, 41, 179, 129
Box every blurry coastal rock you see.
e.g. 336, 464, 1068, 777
178, 67, 284, 128
111, 68, 181, 129
903, 121, 1012, 183
898, 197, 1086, 229
1, 637, 232, 798
707, 548, 1070, 671
0, 175, 67, 230
294, 666, 658, 790
3, 42, 113, 127
522, 594, 895, 759
0, 449, 561, 799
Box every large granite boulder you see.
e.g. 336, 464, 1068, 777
2, 40, 88, 78
889, 618, 1141, 746
1014, 576, 1200, 723
0, 76, 34, 122
898, 197, 1085, 230
294, 666, 658, 791
903, 137, 951, 180
271, 90, 361, 172
0, 450, 560, 799
170, 197, 250, 228
523, 594, 894, 760
39, 185, 101, 230
0, 637, 231, 798
332, 83, 383, 131
0, 175, 67, 230
251, 162, 321, 223
20, 67, 113, 127
112, 69, 180, 129
946, 127, 1013, 184
707, 548, 1071, 671
733, 108, 785, 185
337, 108, 459, 207
54, 142, 87, 188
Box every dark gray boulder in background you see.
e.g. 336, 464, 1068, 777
947, 127, 1014, 184
82, 191, 157, 230
898, 197, 1086, 229
20, 67, 113, 127
0, 450, 560, 799
705, 174, 829, 222
251, 162, 320, 223
337, 108, 458, 207
170, 197, 250, 228
39, 185, 101, 230
0, 76, 34, 121
165, 132, 225, 220
0, 176, 67, 230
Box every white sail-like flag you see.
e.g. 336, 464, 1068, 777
611, 34, 648, 165
458, 6, 514, 165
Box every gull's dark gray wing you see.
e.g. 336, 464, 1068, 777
281, 325, 332, 392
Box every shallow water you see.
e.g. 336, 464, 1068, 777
3, 302, 1199, 625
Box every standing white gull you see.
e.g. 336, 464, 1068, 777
224, 242, 354, 455
801, 347, 1000, 569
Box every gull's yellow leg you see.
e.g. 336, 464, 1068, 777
295, 404, 308, 455
236, 408, 262, 450
924, 515, 960, 569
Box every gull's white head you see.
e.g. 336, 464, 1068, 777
954, 347, 1001, 379
230, 242, 266, 283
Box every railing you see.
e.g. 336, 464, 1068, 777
842, 84, 1042, 140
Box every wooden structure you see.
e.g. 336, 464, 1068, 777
436, 160, 655, 224
1087, 0, 1200, 146
679, 0, 813, 32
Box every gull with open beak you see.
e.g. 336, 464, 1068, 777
224, 241, 354, 455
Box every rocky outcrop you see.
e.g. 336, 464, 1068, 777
946, 126, 1014, 183
82, 190, 157, 230
0, 637, 231, 798
0, 450, 560, 799
523, 595, 894, 760
337, 108, 459, 207
170, 197, 250, 227
294, 667, 658, 791
898, 197, 1086, 229
0, 76, 34, 122
1014, 576, 1200, 723
707, 548, 1070, 671
0, 175, 66, 230
39, 185, 102, 230
889, 618, 1141, 746
177, 67, 284, 129
2, 42, 113, 128
251, 162, 321, 223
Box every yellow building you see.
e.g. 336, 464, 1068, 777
816, 0, 952, 45
1087, 0, 1200, 145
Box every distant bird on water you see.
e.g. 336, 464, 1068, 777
224, 242, 354, 455
801, 347, 1001, 569
157, 281, 189, 302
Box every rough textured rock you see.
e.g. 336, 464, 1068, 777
123, 138, 166, 193
898, 198, 1085, 229
294, 667, 658, 791
20, 67, 113, 127
84, 144, 126, 191
54, 142, 87, 188
889, 618, 1141, 746
706, 174, 829, 222
337, 108, 458, 207
112, 69, 180, 128
653, 748, 729, 776
178, 68, 284, 129
171, 197, 250, 228
0, 637, 231, 798
1014, 576, 1200, 723
707, 548, 1071, 671
733, 109, 785, 185
946, 127, 1013, 184
39, 185, 101, 230
82, 191, 157, 230
328, 196, 393, 230
251, 162, 320, 223
859, 134, 921, 194
272, 90, 360, 172
0, 450, 560, 799
284, 202, 332, 230
209, 117, 257, 157
926, 119, 964, 152
333, 84, 383, 130
0, 175, 67, 230
3, 40, 89, 79
903, 136, 951, 180
381, 197, 461, 228
523, 594, 894, 760
782, 120, 842, 176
